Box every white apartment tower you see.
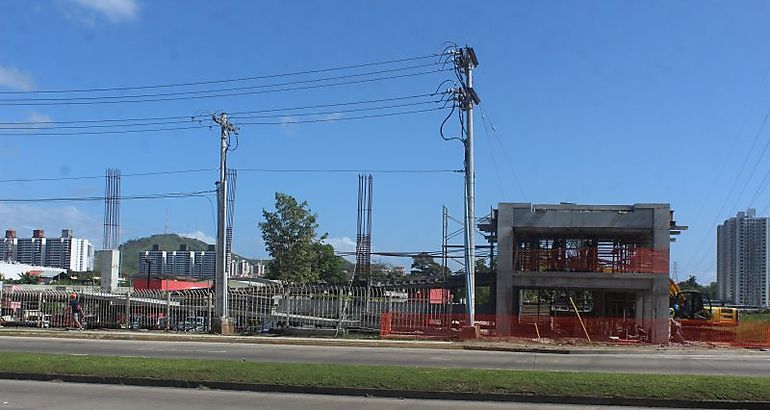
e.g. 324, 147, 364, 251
1, 229, 93, 272
717, 208, 770, 307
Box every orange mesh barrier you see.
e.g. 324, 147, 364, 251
380, 313, 770, 348
514, 247, 669, 274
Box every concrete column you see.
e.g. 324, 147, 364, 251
650, 275, 670, 344
496, 203, 515, 336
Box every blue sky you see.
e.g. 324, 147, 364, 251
1, 1, 770, 282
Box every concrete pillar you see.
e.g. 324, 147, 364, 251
496, 203, 515, 336
99, 249, 120, 293
635, 292, 644, 324
650, 276, 670, 344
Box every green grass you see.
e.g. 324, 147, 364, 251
0, 353, 768, 402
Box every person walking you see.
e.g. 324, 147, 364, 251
68, 293, 84, 330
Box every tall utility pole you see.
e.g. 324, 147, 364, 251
212, 112, 237, 334
454, 47, 480, 325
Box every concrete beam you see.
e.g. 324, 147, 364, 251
507, 271, 663, 291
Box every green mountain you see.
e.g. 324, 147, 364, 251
95, 233, 249, 277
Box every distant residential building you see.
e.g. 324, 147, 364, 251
194, 245, 217, 279
231, 259, 266, 277
139, 244, 217, 279
138, 244, 167, 277
717, 208, 770, 307
0, 229, 93, 272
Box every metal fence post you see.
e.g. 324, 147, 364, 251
165, 291, 172, 331
124, 291, 131, 329
207, 292, 213, 332
37, 292, 43, 328
285, 287, 292, 328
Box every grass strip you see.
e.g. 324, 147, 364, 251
0, 352, 768, 402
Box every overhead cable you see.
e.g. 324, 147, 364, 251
0, 54, 442, 95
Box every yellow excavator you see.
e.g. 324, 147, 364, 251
669, 279, 738, 327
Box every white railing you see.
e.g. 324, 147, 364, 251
0, 284, 452, 334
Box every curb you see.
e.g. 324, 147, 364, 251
0, 329, 459, 350
0, 372, 767, 409
2, 328, 762, 356
0, 329, 641, 354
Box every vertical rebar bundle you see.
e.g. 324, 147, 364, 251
226, 169, 237, 276
103, 168, 121, 250
354, 174, 373, 284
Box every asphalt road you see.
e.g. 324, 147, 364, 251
0, 380, 702, 410
1, 336, 768, 376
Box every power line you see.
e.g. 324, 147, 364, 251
682, 65, 770, 273
0, 190, 215, 203
0, 124, 208, 137
0, 68, 451, 106
479, 106, 528, 201
0, 106, 450, 136
690, 103, 770, 273
238, 168, 462, 174
238, 106, 450, 126
0, 54, 441, 95
0, 93, 439, 126
0, 98, 446, 131
0, 62, 439, 103
0, 168, 460, 184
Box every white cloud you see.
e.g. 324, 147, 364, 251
181, 231, 215, 244
70, 0, 138, 22
0, 65, 34, 91
324, 236, 356, 253
0, 204, 101, 245
280, 116, 300, 136
321, 112, 344, 121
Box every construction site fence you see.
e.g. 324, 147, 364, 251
3, 286, 766, 348
0, 285, 452, 335
380, 312, 770, 348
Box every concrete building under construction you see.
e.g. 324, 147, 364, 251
480, 203, 685, 343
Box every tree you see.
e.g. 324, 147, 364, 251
313, 242, 346, 284
16, 273, 41, 285
410, 252, 444, 279
701, 281, 718, 300
678, 275, 702, 291
259, 193, 321, 284
370, 262, 406, 284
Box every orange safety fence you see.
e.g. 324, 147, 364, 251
380, 313, 770, 348
514, 247, 669, 274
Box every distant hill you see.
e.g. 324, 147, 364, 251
95, 233, 249, 276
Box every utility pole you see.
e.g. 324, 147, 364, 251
453, 47, 480, 325
212, 112, 237, 334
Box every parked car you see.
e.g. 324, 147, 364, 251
172, 316, 207, 332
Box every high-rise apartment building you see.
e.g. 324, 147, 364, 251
717, 208, 770, 307
1, 228, 93, 272
139, 244, 217, 279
